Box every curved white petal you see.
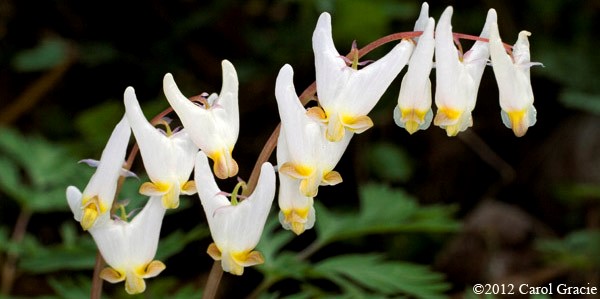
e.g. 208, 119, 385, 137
489, 20, 536, 137
124, 87, 172, 183
312, 12, 348, 110
275, 65, 321, 165
66, 186, 83, 222
396, 17, 435, 133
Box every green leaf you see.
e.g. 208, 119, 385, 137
155, 226, 210, 261
0, 127, 88, 212
537, 229, 600, 270
365, 142, 413, 182
316, 184, 460, 244
11, 38, 69, 72
559, 90, 600, 115
48, 276, 108, 299
311, 254, 450, 299
257, 216, 296, 262
19, 230, 97, 273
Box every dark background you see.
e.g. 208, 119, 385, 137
1, 0, 599, 297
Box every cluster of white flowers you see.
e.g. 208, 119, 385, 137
66, 2, 538, 294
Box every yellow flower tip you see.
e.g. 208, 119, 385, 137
400, 108, 427, 134
231, 250, 265, 268
99, 267, 125, 283
306, 106, 327, 123
181, 180, 197, 195
139, 181, 170, 196
299, 175, 319, 198
210, 150, 239, 180
161, 188, 180, 209
142, 260, 166, 278
404, 121, 420, 135
433, 108, 469, 136
507, 109, 529, 137
80, 197, 105, 230
342, 114, 373, 134
227, 262, 245, 276
81, 206, 99, 231
434, 107, 462, 125
207, 243, 222, 261
291, 222, 307, 235
326, 115, 346, 142
279, 162, 313, 179
282, 208, 310, 235
124, 273, 146, 295
442, 124, 462, 137
321, 170, 342, 186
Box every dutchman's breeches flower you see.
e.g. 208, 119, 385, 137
489, 20, 539, 137
163, 60, 240, 180
312, 12, 414, 142
195, 151, 276, 275
276, 129, 316, 235
87, 196, 166, 295
433, 7, 497, 136
124, 87, 198, 209
275, 64, 352, 234
395, 3, 435, 134
66, 116, 131, 230
275, 64, 351, 198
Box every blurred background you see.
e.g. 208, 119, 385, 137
0, 0, 599, 298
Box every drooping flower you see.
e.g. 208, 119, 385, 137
124, 87, 198, 209
163, 60, 239, 179
276, 128, 316, 235
275, 64, 351, 198
312, 12, 414, 142
73, 195, 166, 295
489, 20, 539, 137
66, 116, 131, 230
433, 7, 497, 136
195, 151, 276, 275
394, 3, 435, 134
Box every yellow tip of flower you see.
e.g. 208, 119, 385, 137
434, 107, 469, 136
81, 206, 99, 231
291, 222, 307, 235
434, 107, 462, 124
80, 197, 106, 230
207, 243, 222, 261
400, 108, 428, 134
124, 273, 146, 295
209, 150, 239, 180
161, 188, 180, 209
404, 121, 420, 135
443, 124, 461, 137
282, 208, 310, 235
342, 114, 374, 134
507, 109, 528, 137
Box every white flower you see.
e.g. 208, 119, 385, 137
312, 12, 414, 142
489, 20, 538, 137
195, 151, 276, 275
90, 196, 166, 295
276, 128, 315, 235
163, 60, 239, 179
124, 87, 198, 209
66, 116, 131, 230
394, 3, 435, 134
433, 7, 497, 136
275, 64, 351, 198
